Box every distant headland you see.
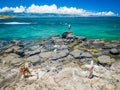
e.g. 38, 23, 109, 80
0, 15, 14, 19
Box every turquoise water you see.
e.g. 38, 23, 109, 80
0, 17, 120, 41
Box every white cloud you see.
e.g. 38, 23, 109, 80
94, 11, 116, 16
0, 4, 117, 16
13, 6, 25, 13
0, 6, 25, 13
27, 4, 57, 13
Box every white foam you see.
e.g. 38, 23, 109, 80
3, 22, 31, 25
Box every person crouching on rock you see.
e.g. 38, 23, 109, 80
17, 63, 31, 80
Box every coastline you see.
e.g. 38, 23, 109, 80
0, 31, 120, 90
0, 15, 14, 19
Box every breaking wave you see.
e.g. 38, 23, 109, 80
0, 22, 31, 25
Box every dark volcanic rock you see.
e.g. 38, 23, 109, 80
62, 31, 74, 39
78, 36, 87, 41
62, 31, 69, 38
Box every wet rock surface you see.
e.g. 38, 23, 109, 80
0, 31, 120, 90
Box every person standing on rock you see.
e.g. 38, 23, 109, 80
88, 60, 94, 79
68, 24, 71, 32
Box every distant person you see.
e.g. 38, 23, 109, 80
68, 24, 71, 31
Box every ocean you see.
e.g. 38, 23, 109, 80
0, 16, 120, 41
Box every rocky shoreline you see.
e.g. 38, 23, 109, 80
0, 31, 120, 90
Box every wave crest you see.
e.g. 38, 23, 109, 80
1, 22, 31, 25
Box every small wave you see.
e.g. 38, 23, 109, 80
1, 22, 31, 25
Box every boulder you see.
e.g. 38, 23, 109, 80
43, 39, 55, 50
80, 52, 93, 58
70, 50, 84, 59
62, 31, 69, 38
111, 60, 120, 72
52, 49, 69, 60
93, 39, 105, 46
67, 33, 74, 39
4, 46, 24, 57
40, 49, 69, 60
109, 48, 119, 55
24, 49, 41, 57
10, 39, 20, 45
97, 55, 115, 65
78, 36, 87, 41
62, 31, 74, 39
26, 55, 41, 66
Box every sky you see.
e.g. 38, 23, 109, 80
0, 0, 119, 16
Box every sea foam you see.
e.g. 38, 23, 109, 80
1, 22, 31, 25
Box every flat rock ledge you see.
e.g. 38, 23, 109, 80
0, 31, 120, 90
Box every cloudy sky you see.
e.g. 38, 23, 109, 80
0, 0, 119, 16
